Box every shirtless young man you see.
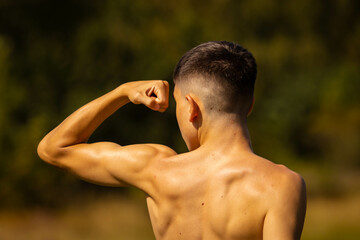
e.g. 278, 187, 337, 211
38, 41, 306, 240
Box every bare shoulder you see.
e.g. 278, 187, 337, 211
249, 155, 307, 217
251, 155, 305, 188
255, 157, 307, 239
278, 165, 306, 193
242, 154, 306, 205
275, 164, 306, 209
268, 161, 306, 198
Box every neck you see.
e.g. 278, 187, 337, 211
198, 114, 253, 153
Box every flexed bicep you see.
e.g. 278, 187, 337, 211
52, 142, 176, 193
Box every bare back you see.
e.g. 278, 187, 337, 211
146, 148, 302, 240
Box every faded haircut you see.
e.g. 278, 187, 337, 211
173, 41, 257, 116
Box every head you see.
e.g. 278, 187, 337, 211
173, 41, 257, 150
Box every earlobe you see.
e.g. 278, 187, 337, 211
185, 95, 199, 122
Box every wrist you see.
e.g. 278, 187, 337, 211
116, 83, 131, 102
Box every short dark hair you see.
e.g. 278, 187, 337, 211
173, 41, 257, 116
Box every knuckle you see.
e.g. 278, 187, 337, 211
132, 92, 142, 103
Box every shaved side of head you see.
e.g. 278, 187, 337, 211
173, 41, 257, 118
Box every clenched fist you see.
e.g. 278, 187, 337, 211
123, 80, 169, 112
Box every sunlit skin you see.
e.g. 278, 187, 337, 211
38, 80, 306, 240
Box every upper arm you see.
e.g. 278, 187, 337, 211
263, 172, 307, 240
39, 141, 176, 193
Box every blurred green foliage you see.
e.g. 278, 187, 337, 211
0, 0, 359, 207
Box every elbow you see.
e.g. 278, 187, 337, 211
37, 138, 53, 163
37, 137, 63, 165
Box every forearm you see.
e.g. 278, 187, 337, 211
39, 84, 129, 151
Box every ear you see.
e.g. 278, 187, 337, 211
185, 95, 199, 122
247, 97, 255, 116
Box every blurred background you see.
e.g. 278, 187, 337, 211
0, 0, 359, 239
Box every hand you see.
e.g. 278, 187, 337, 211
124, 80, 169, 112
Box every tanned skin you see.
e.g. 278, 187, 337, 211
38, 80, 306, 240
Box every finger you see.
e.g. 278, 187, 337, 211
163, 80, 169, 104
154, 81, 169, 108
146, 85, 155, 98
160, 81, 169, 111
141, 93, 161, 111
